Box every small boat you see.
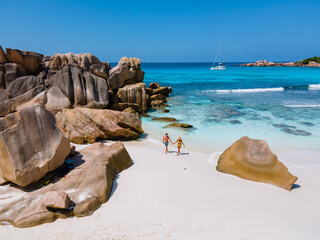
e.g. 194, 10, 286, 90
210, 42, 226, 70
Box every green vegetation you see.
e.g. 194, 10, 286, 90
298, 56, 320, 64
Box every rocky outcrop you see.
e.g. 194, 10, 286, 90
48, 52, 111, 80
0, 85, 45, 116
0, 104, 70, 187
216, 136, 298, 191
150, 93, 166, 101
153, 87, 172, 97
149, 82, 160, 89
307, 61, 320, 67
145, 83, 172, 109
0, 75, 45, 115
241, 60, 320, 67
12, 86, 72, 114
0, 142, 132, 228
0, 63, 27, 89
108, 57, 144, 90
49, 65, 108, 109
6, 76, 44, 98
117, 82, 147, 111
6, 48, 43, 74
282, 62, 296, 66
150, 99, 168, 108
55, 107, 144, 144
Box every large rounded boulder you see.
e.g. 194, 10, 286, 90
216, 136, 298, 191
55, 107, 144, 144
108, 57, 144, 90
0, 104, 70, 187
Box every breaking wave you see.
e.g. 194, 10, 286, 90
212, 84, 320, 94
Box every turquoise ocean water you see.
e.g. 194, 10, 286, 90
141, 63, 320, 167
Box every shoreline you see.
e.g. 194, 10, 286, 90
1, 136, 319, 239
141, 127, 320, 169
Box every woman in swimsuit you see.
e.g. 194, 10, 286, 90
173, 137, 185, 156
162, 133, 173, 154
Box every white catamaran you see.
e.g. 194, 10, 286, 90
210, 42, 226, 70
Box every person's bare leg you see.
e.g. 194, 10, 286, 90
165, 146, 168, 154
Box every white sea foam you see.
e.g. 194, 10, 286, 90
284, 104, 320, 108
308, 84, 320, 90
214, 87, 284, 94
147, 137, 162, 144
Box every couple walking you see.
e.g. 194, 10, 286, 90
162, 133, 185, 155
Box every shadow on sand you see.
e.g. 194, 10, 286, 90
291, 184, 301, 190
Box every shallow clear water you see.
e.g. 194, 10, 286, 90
141, 63, 320, 167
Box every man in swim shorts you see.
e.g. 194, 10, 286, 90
162, 133, 173, 154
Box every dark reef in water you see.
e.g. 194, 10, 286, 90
282, 128, 312, 136
300, 122, 315, 127
230, 120, 242, 125
272, 123, 311, 136
273, 124, 296, 129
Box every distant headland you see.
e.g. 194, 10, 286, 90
241, 56, 320, 67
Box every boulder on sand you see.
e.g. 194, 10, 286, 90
55, 107, 144, 144
216, 136, 298, 191
0, 142, 132, 228
0, 104, 70, 187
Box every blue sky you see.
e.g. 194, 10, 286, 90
1, 0, 319, 62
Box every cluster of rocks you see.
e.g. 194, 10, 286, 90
0, 45, 173, 143
146, 82, 172, 110
0, 45, 172, 227
0, 104, 133, 227
241, 60, 320, 67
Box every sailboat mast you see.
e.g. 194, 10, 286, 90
219, 42, 222, 64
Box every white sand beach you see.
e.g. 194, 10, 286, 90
0, 138, 319, 240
